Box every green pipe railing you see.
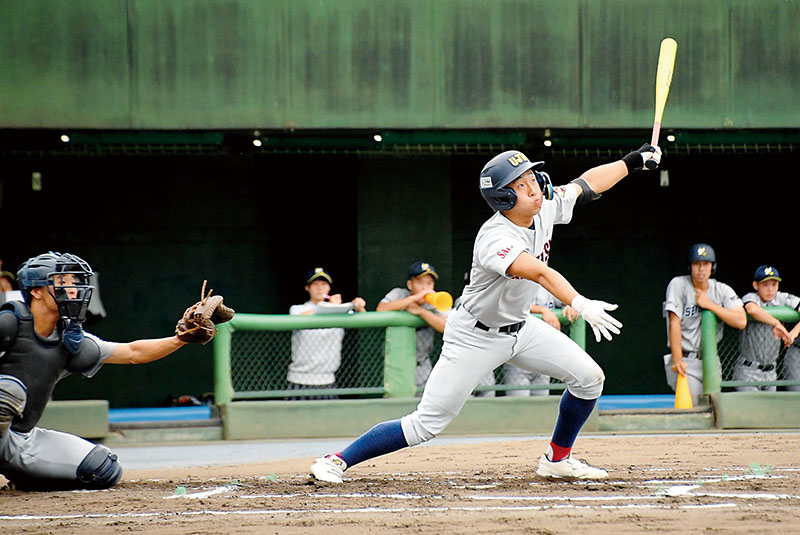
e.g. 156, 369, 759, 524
213, 310, 586, 404
704, 305, 800, 393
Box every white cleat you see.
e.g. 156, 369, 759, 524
310, 455, 347, 483
536, 454, 608, 480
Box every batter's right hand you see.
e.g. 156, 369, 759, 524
571, 295, 623, 342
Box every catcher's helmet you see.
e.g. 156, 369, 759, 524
688, 243, 716, 274
17, 251, 94, 322
479, 151, 553, 211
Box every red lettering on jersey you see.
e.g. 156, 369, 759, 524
496, 245, 515, 259
536, 240, 552, 264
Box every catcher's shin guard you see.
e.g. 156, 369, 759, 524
77, 445, 123, 489
0, 375, 27, 436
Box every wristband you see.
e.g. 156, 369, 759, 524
622, 151, 644, 174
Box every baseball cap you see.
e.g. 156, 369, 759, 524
754, 265, 781, 283
408, 261, 438, 280
306, 267, 333, 285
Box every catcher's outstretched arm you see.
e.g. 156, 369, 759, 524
104, 336, 186, 365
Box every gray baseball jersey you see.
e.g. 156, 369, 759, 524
460, 185, 578, 326
739, 291, 800, 364
664, 275, 743, 354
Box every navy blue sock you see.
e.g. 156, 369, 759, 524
550, 390, 597, 455
338, 419, 408, 468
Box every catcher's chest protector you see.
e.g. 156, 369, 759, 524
0, 301, 100, 432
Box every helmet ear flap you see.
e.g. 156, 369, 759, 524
536, 171, 554, 201
491, 187, 518, 211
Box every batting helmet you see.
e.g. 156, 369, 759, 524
17, 251, 94, 321
688, 243, 716, 274
479, 151, 553, 211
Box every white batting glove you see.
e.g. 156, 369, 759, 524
571, 295, 623, 342
642, 145, 662, 170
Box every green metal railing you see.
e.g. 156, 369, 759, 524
702, 306, 800, 393
213, 310, 585, 404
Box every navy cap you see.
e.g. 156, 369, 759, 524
754, 265, 781, 283
408, 261, 438, 280
306, 267, 333, 285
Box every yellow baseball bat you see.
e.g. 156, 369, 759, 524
646, 38, 677, 170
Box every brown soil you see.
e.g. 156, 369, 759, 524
2, 433, 799, 534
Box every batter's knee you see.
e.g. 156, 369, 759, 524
567, 364, 605, 400
400, 413, 441, 447
77, 445, 123, 489
0, 375, 27, 436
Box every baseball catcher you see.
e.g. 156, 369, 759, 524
0, 252, 237, 491
175, 280, 235, 344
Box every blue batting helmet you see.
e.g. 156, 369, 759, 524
479, 151, 553, 211
688, 243, 716, 274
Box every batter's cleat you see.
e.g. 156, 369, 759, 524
310, 454, 347, 483
535, 454, 608, 480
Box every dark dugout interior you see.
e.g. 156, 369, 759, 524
1, 132, 795, 406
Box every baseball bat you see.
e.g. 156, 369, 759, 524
645, 37, 677, 170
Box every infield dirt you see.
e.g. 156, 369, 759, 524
2, 432, 799, 534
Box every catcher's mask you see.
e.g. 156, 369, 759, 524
17, 251, 94, 322
479, 150, 553, 211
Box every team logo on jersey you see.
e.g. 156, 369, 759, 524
506, 153, 529, 167
496, 245, 515, 259
554, 186, 567, 199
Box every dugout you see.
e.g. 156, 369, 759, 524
1, 139, 797, 410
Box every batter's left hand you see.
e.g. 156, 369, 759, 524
571, 295, 623, 342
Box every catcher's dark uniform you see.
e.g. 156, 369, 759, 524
0, 300, 121, 490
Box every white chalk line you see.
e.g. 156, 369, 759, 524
165, 485, 239, 499
0, 502, 742, 522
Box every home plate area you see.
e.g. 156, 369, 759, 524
2, 433, 800, 534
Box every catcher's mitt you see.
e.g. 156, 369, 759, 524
175, 280, 235, 344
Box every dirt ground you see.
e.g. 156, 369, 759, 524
2, 432, 800, 534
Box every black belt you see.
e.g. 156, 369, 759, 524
742, 360, 775, 372
475, 319, 526, 335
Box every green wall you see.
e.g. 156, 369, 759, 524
2, 0, 799, 129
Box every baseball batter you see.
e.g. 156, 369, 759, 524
734, 265, 799, 391
311, 144, 661, 483
0, 251, 231, 490
663, 244, 746, 405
